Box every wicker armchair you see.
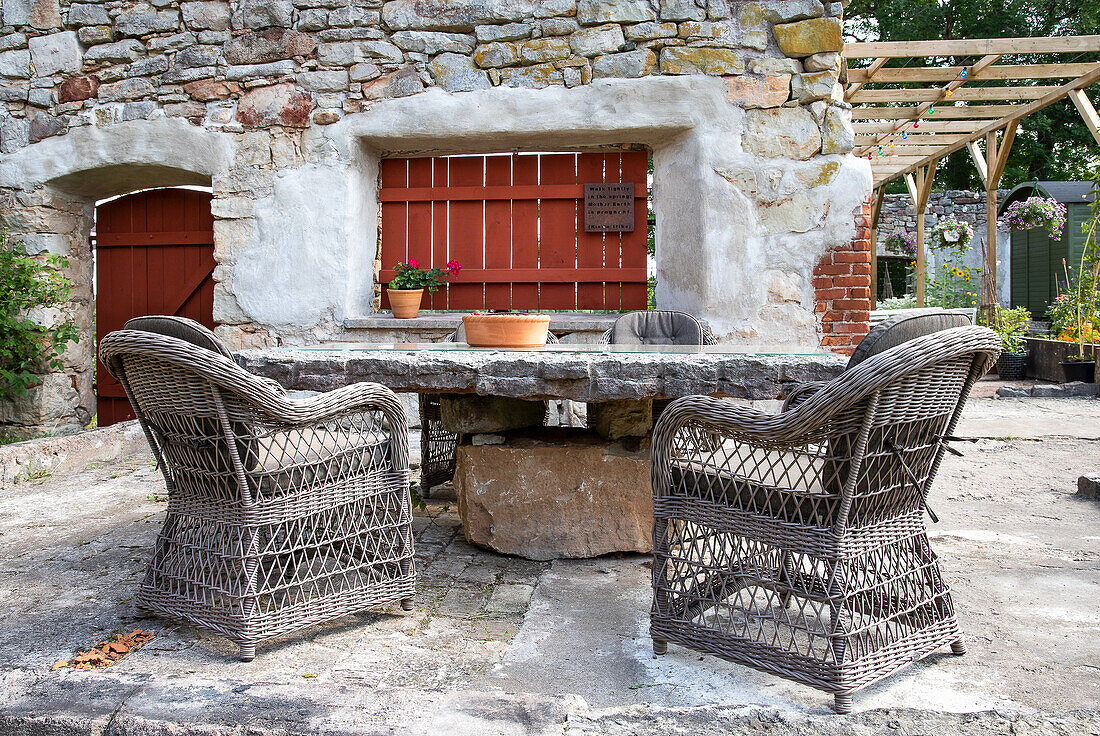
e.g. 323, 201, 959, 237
784, 308, 973, 410
650, 325, 1000, 713
100, 318, 415, 661
419, 324, 559, 495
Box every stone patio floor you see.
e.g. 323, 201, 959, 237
1, 386, 1098, 735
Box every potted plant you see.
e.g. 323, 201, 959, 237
999, 195, 1067, 240
991, 306, 1031, 381
1048, 174, 1099, 383
928, 217, 974, 249
882, 230, 916, 257
387, 258, 460, 319
462, 312, 551, 347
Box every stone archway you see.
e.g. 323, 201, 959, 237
0, 119, 233, 432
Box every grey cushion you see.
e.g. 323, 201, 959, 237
849, 309, 973, 368
123, 315, 232, 359
608, 311, 705, 345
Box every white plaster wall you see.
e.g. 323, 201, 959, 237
271, 75, 874, 345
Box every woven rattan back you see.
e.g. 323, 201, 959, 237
655, 326, 998, 531
102, 331, 403, 507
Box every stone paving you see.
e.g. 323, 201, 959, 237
0, 390, 1098, 735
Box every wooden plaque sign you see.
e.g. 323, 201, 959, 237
584, 182, 635, 232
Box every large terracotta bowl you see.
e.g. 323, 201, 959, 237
462, 313, 551, 347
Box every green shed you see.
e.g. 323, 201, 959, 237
1002, 181, 1095, 318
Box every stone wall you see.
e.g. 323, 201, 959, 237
876, 189, 1011, 305
0, 0, 871, 432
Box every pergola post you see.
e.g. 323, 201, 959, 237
905, 161, 939, 307
869, 188, 885, 305
978, 122, 1018, 322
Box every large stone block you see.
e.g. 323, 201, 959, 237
0, 49, 31, 78
97, 77, 155, 102
428, 52, 491, 92
725, 74, 789, 107
587, 399, 653, 439
67, 3, 109, 25
592, 48, 656, 78
660, 0, 706, 21
569, 24, 626, 57
29, 0, 62, 29
473, 41, 519, 68
83, 39, 146, 63
223, 29, 316, 64
392, 30, 476, 54
1078, 475, 1100, 501
2, 0, 30, 26
518, 37, 571, 64
659, 46, 744, 75
382, 0, 577, 32
743, 106, 821, 159
114, 7, 181, 37
181, 1, 231, 30
232, 0, 293, 29
774, 17, 842, 57
440, 395, 545, 434
235, 82, 312, 126
821, 104, 853, 154
577, 0, 655, 24
454, 430, 653, 559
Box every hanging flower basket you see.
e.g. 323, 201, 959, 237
882, 230, 916, 257
928, 217, 974, 250
998, 196, 1067, 240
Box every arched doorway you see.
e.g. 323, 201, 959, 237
94, 188, 216, 426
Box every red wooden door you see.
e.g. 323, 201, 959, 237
94, 189, 215, 427
379, 152, 649, 311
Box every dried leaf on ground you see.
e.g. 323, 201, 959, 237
54, 630, 155, 671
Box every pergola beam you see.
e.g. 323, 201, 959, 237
867, 65, 1100, 185
852, 104, 1025, 120
846, 56, 888, 98
847, 62, 1096, 84
850, 86, 1060, 103
845, 35, 1100, 58
1069, 89, 1100, 146
855, 121, 987, 134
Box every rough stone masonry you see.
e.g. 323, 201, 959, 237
0, 0, 872, 431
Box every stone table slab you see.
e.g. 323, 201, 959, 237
237, 344, 846, 401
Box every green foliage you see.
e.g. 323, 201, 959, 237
989, 306, 1032, 353
0, 232, 79, 400
388, 258, 460, 293
924, 238, 980, 309
846, 0, 1100, 189
1050, 167, 1100, 356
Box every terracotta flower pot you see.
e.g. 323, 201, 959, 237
462, 313, 551, 347
387, 288, 424, 319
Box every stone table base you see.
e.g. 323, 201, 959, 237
453, 428, 652, 560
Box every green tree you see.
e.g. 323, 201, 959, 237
0, 232, 79, 400
846, 0, 1100, 190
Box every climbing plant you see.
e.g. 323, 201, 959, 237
0, 231, 79, 400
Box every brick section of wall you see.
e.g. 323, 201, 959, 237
815, 203, 872, 355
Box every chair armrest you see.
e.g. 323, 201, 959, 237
652, 396, 827, 498
255, 382, 411, 473
255, 376, 287, 395
781, 381, 828, 412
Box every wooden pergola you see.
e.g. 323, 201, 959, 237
844, 35, 1100, 316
